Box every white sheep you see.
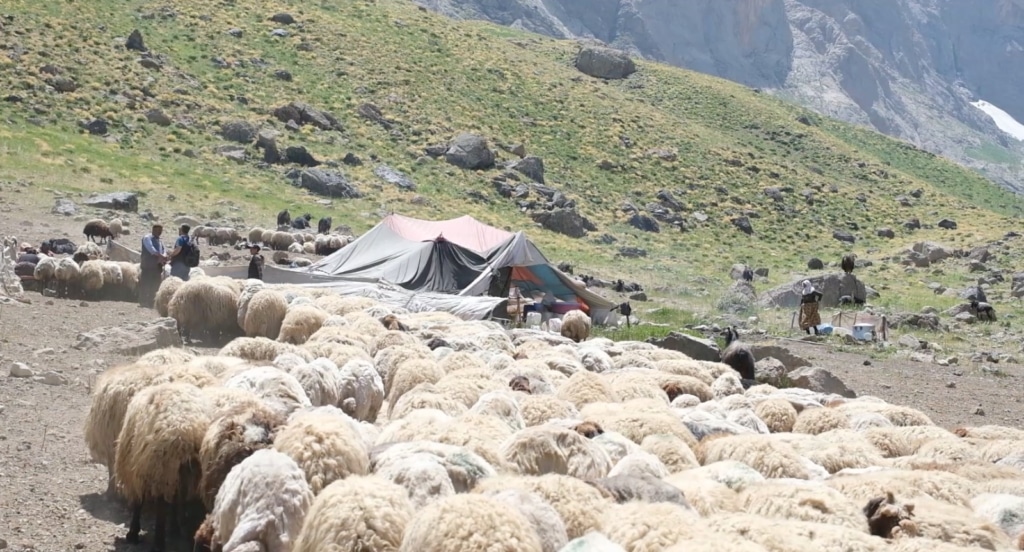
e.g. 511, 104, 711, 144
292, 475, 413, 552
196, 448, 313, 552
336, 358, 385, 422
272, 408, 370, 494
399, 494, 543, 552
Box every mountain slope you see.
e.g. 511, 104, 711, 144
419, 0, 1024, 194
0, 0, 1020, 289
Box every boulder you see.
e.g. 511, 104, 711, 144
220, 120, 258, 144
647, 331, 721, 362
807, 257, 825, 269
145, 109, 173, 127
628, 213, 660, 233
284, 145, 319, 167
574, 46, 637, 79
787, 366, 856, 398
730, 264, 752, 280
754, 357, 787, 386
732, 216, 754, 235
256, 129, 281, 164
125, 29, 147, 52
530, 208, 595, 238
83, 192, 138, 212
832, 230, 856, 243
876, 228, 895, 239
73, 318, 183, 355
749, 345, 812, 372
937, 219, 958, 230
760, 273, 877, 309
445, 133, 495, 170
374, 165, 416, 191
912, 241, 953, 263
272, 101, 341, 131
511, 156, 545, 184
296, 169, 362, 198
51, 198, 77, 216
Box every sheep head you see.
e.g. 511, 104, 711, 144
863, 491, 917, 539
953, 427, 970, 438
573, 420, 604, 439
661, 382, 685, 402
379, 314, 409, 332
509, 375, 531, 394
193, 515, 216, 552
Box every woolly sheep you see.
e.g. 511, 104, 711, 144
473, 474, 612, 539
371, 439, 497, 500
84, 362, 216, 494
272, 408, 370, 494
559, 533, 626, 552
399, 494, 543, 552
793, 406, 851, 435
289, 358, 343, 408
607, 450, 670, 479
278, 305, 330, 345
481, 488, 569, 552
590, 474, 689, 506
154, 276, 184, 317
501, 424, 613, 479
54, 256, 81, 297
222, 365, 313, 417
696, 434, 818, 480
197, 401, 286, 510
114, 382, 212, 549
557, 370, 617, 409
640, 433, 700, 472
558, 310, 591, 343
388, 358, 446, 417
79, 259, 105, 297
32, 254, 56, 288
335, 358, 385, 422
469, 391, 526, 432
663, 472, 741, 515
754, 398, 798, 433
599, 501, 700, 551
168, 278, 240, 342
83, 218, 114, 243
196, 449, 313, 552
737, 481, 869, 532
433, 368, 507, 408
292, 474, 412, 552
220, 336, 315, 363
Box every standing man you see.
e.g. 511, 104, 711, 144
247, 243, 264, 281
167, 224, 193, 281
139, 224, 167, 308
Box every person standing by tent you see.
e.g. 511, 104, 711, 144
799, 279, 823, 336
247, 243, 264, 280
535, 290, 557, 330
139, 224, 167, 308
167, 224, 193, 281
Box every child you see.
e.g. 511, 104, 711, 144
247, 243, 265, 280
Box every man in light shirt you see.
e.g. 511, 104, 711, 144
139, 224, 168, 308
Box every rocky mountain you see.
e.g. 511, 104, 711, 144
418, 0, 1024, 194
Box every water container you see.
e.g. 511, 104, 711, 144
525, 312, 542, 327
852, 323, 875, 341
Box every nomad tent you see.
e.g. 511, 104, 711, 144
305, 214, 615, 323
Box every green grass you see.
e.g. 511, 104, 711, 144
2, 0, 1024, 341
966, 142, 1021, 166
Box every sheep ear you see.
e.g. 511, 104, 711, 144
863, 496, 885, 518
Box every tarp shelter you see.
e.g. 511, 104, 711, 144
305, 214, 615, 323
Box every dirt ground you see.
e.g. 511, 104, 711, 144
0, 198, 1022, 552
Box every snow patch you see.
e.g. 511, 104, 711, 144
972, 100, 1024, 141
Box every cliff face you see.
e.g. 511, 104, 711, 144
419, 0, 1024, 193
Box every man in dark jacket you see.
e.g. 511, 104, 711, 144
139, 224, 167, 308
248, 244, 264, 281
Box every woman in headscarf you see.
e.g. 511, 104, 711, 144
799, 279, 823, 335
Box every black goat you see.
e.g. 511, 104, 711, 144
291, 213, 313, 230
971, 300, 997, 322
318, 216, 332, 234
612, 301, 632, 328
741, 266, 754, 282
721, 326, 756, 385
841, 254, 856, 274
277, 209, 291, 227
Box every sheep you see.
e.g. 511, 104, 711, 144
79, 259, 105, 299
472, 474, 612, 539
195, 449, 313, 552
842, 253, 856, 274
500, 424, 613, 479
242, 289, 289, 339
270, 231, 297, 251
109, 217, 123, 237
560, 309, 591, 343
598, 501, 700, 551
220, 336, 314, 364
737, 481, 869, 532
114, 382, 212, 550
83, 218, 114, 243
278, 305, 329, 345
292, 474, 412, 552
370, 440, 498, 503
381, 313, 410, 332
154, 276, 184, 317
247, 227, 265, 245
222, 365, 312, 417
399, 494, 543, 552
288, 358, 343, 407
589, 474, 689, 506
755, 398, 798, 433
481, 488, 569, 552
721, 326, 756, 383
54, 256, 81, 298
168, 278, 241, 343
32, 254, 57, 291
695, 434, 819, 480
84, 362, 216, 495
864, 491, 919, 539
197, 401, 285, 511
75, 241, 103, 260
272, 408, 370, 494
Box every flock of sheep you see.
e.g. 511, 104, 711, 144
83, 274, 1024, 552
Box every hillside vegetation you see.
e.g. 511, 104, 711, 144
1, 0, 1022, 293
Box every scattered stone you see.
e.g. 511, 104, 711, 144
295, 168, 362, 198
51, 198, 77, 216
574, 45, 637, 79
146, 109, 172, 126
220, 120, 258, 144
617, 246, 647, 258
256, 129, 281, 164
946, 381, 956, 388
628, 213, 660, 233
82, 118, 108, 135
937, 218, 958, 230
83, 192, 138, 212
272, 101, 342, 131
628, 292, 647, 302
530, 208, 595, 239
647, 332, 720, 362
33, 371, 67, 386
732, 216, 753, 235
50, 76, 78, 93
356, 103, 393, 129
511, 156, 545, 184
444, 133, 495, 170
898, 334, 922, 349
125, 29, 147, 52
876, 228, 895, 239
139, 56, 162, 70
285, 145, 319, 167
270, 12, 296, 24
273, 69, 293, 81
9, 362, 34, 378
374, 165, 416, 191
217, 144, 247, 164
73, 318, 183, 355
748, 345, 812, 372
863, 360, 871, 366
788, 366, 856, 398
227, 28, 243, 38
832, 229, 856, 243
973, 406, 985, 416
807, 257, 824, 270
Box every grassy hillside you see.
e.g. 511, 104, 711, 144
2, 0, 1023, 304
